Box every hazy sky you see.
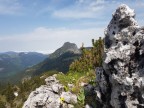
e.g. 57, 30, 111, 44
0, 0, 144, 53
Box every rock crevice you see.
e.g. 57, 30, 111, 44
23, 75, 77, 108
96, 4, 144, 108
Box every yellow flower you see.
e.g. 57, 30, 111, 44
59, 97, 65, 103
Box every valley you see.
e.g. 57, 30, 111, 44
0, 42, 81, 84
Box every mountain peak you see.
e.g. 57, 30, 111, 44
63, 42, 75, 46
49, 42, 80, 59
62, 42, 78, 51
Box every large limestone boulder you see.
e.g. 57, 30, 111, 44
23, 85, 60, 108
96, 4, 144, 108
61, 92, 77, 104
23, 75, 77, 108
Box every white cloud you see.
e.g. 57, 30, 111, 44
0, 0, 21, 15
53, 9, 102, 19
0, 27, 104, 53
52, 0, 105, 19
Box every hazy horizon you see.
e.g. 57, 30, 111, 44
0, 0, 144, 53
0, 41, 83, 54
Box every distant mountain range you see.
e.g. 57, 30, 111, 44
0, 42, 83, 83
24, 42, 81, 76
0, 52, 47, 78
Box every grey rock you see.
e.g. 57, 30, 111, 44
68, 104, 74, 108
51, 83, 64, 94
62, 103, 68, 108
45, 76, 59, 86
23, 85, 60, 108
84, 84, 94, 95
96, 4, 144, 108
23, 75, 77, 108
68, 83, 74, 92
68, 83, 74, 88
61, 92, 77, 104
85, 104, 92, 108
62, 104, 74, 108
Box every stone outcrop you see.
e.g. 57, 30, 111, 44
96, 4, 144, 108
23, 75, 77, 108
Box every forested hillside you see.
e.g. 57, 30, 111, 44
0, 38, 103, 108
23, 42, 81, 77
0, 52, 47, 83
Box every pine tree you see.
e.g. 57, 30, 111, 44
5, 83, 15, 102
0, 100, 5, 108
69, 37, 104, 73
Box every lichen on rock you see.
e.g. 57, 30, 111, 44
96, 4, 144, 108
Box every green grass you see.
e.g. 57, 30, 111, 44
56, 70, 96, 107
57, 70, 95, 93
0, 70, 96, 108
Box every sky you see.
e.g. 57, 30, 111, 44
0, 0, 144, 54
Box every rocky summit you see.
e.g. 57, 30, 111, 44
49, 42, 80, 59
23, 74, 77, 108
95, 4, 144, 108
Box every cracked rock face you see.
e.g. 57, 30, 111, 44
22, 75, 77, 108
96, 4, 144, 108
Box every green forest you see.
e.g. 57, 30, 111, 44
0, 37, 103, 108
